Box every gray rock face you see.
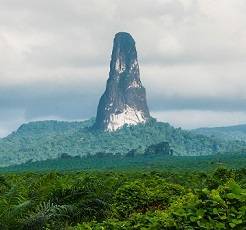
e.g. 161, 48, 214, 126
94, 32, 150, 131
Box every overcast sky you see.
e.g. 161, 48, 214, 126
1, 0, 246, 137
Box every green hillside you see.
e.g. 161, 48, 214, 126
0, 118, 245, 167
193, 124, 246, 141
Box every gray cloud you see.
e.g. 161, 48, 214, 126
1, 0, 246, 137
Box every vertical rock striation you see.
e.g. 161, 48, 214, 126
94, 32, 150, 131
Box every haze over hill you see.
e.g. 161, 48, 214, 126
193, 124, 246, 142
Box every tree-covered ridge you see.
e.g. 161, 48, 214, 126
192, 124, 246, 142
0, 167, 245, 229
0, 118, 245, 167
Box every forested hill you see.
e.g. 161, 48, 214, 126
0, 118, 245, 167
192, 124, 246, 141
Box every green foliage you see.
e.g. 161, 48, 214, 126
0, 166, 245, 229
166, 179, 246, 229
0, 118, 245, 166
1, 153, 246, 173
144, 141, 172, 155
114, 178, 184, 218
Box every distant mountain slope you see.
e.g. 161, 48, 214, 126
192, 124, 246, 141
0, 118, 245, 167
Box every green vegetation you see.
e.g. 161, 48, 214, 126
1, 153, 246, 173
0, 119, 245, 229
193, 124, 246, 141
0, 118, 245, 167
0, 165, 245, 229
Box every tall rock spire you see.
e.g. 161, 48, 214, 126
94, 32, 150, 131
